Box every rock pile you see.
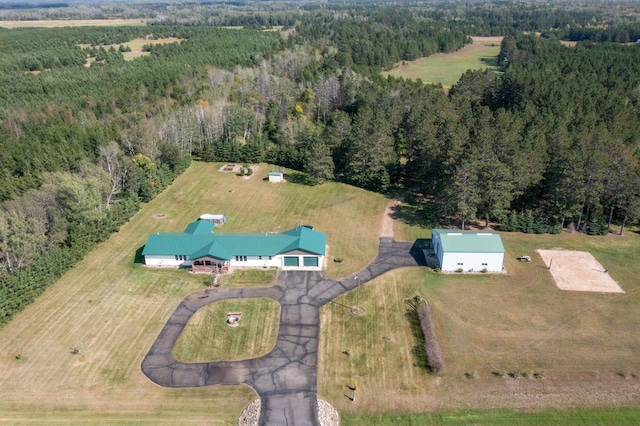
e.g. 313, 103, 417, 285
238, 399, 339, 426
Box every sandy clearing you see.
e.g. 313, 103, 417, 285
537, 249, 624, 293
470, 36, 504, 43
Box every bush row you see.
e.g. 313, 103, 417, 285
416, 300, 445, 373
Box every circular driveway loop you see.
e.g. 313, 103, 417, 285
141, 238, 428, 425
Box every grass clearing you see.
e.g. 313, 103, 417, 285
220, 268, 278, 288
0, 161, 387, 423
319, 228, 640, 418
174, 298, 280, 362
382, 36, 502, 88
0, 19, 147, 29
81, 37, 185, 63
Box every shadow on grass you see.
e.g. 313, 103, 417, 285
480, 56, 498, 67
134, 246, 145, 264
404, 309, 429, 371
284, 171, 315, 186
389, 196, 439, 229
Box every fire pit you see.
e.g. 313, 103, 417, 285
226, 312, 242, 327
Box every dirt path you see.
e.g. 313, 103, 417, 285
380, 198, 402, 238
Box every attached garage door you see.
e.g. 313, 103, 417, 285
283, 256, 299, 267
303, 256, 318, 267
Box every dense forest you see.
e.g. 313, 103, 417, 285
1, 0, 640, 325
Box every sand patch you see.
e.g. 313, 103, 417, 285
536, 249, 624, 293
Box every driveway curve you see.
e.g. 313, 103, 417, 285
141, 238, 428, 425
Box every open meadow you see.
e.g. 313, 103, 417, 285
80, 38, 185, 63
382, 36, 502, 88
0, 161, 388, 423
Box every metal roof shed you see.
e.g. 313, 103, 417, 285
431, 229, 505, 272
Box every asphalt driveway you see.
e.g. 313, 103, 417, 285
141, 238, 427, 425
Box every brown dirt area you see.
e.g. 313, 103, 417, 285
218, 164, 260, 178
471, 36, 505, 44
537, 249, 624, 293
380, 198, 401, 238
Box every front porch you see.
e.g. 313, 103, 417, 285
191, 259, 229, 274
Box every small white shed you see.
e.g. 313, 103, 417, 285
268, 170, 284, 183
199, 213, 227, 225
432, 229, 505, 272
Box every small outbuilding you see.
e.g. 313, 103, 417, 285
431, 229, 505, 272
199, 213, 227, 225
268, 169, 284, 183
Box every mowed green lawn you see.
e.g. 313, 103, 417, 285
174, 298, 281, 363
0, 162, 389, 423
382, 37, 502, 88
320, 218, 640, 423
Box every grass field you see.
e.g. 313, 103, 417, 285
174, 298, 280, 362
382, 36, 503, 88
319, 225, 640, 421
0, 19, 146, 29
79, 38, 184, 63
0, 161, 388, 423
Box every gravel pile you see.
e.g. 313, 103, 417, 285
317, 399, 340, 425
238, 399, 339, 425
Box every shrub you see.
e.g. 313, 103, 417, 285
416, 300, 445, 373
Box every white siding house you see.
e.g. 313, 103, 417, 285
432, 229, 505, 272
141, 220, 326, 273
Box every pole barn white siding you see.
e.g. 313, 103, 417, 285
432, 229, 505, 272
440, 252, 504, 272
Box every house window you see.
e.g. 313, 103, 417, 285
175, 255, 179, 261
481, 263, 488, 266
269, 256, 272, 260
457, 262, 463, 266
243, 256, 247, 262
259, 256, 262, 260
235, 256, 239, 261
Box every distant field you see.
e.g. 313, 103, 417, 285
80, 37, 184, 63
382, 36, 503, 88
0, 19, 147, 28
0, 162, 388, 423
319, 225, 640, 420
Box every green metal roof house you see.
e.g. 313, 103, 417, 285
431, 229, 505, 272
141, 220, 327, 272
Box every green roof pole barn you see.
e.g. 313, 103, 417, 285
431, 229, 505, 272
141, 219, 327, 273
